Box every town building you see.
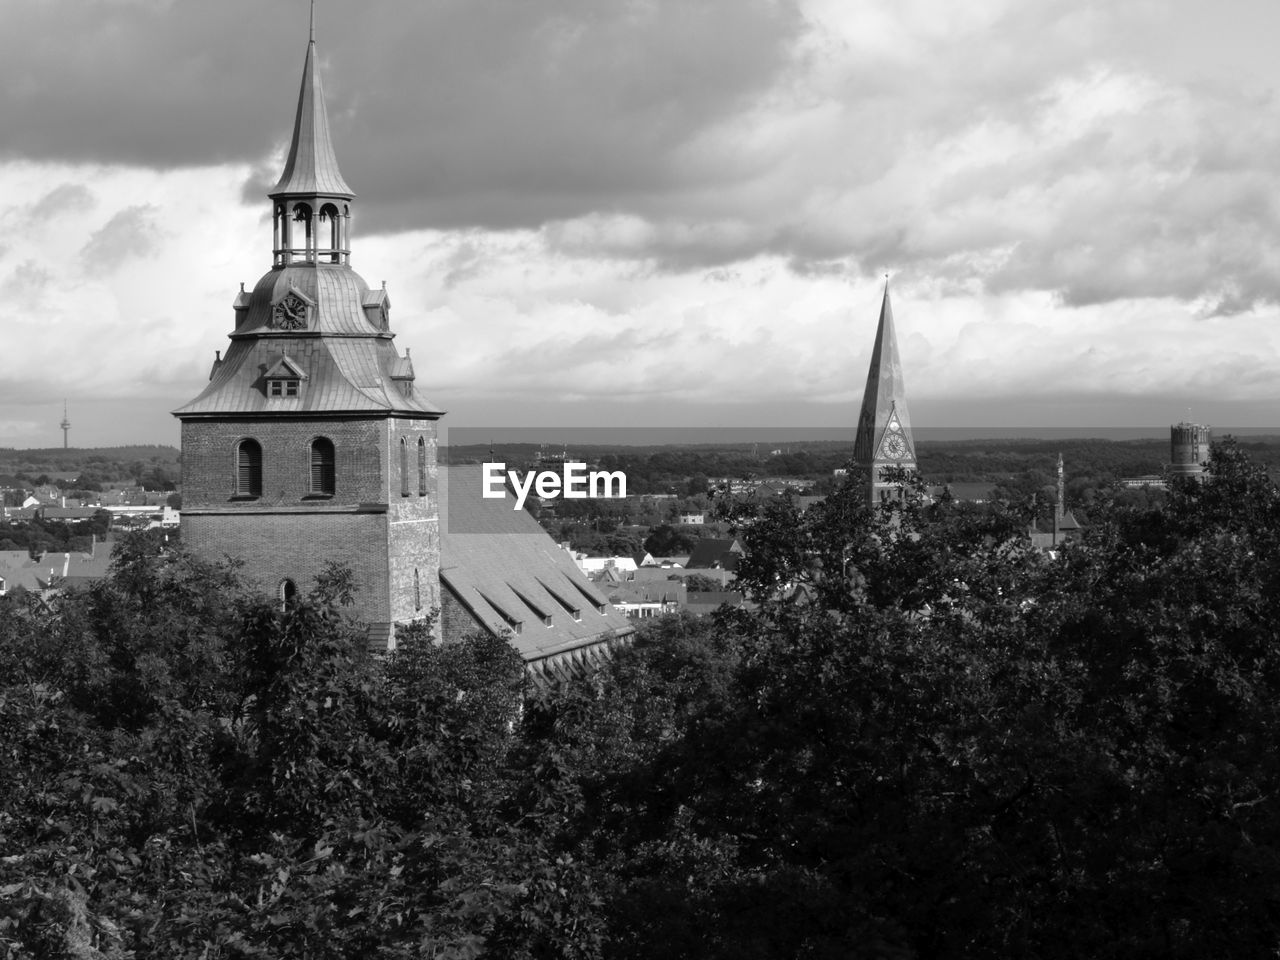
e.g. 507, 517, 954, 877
1029, 454, 1082, 550
173, 17, 629, 667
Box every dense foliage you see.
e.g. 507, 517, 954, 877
4, 441, 1280, 957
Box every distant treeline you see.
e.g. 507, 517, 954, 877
0, 446, 181, 493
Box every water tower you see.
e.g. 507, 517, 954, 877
1169, 421, 1210, 479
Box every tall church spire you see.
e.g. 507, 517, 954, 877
854, 280, 917, 504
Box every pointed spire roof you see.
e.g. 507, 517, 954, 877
855, 281, 915, 461
271, 13, 354, 199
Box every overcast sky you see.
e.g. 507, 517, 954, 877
2, 0, 1279, 447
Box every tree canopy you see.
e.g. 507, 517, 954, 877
4, 441, 1280, 957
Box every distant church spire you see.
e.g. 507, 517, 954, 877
854, 279, 917, 505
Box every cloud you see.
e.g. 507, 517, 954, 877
7, 0, 1280, 314
0, 260, 52, 309
26, 183, 96, 223
80, 205, 161, 275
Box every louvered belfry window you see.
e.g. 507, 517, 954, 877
310, 437, 336, 495
417, 437, 428, 496
236, 439, 262, 497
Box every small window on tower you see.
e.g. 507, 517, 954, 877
235, 439, 262, 498
400, 438, 410, 497
417, 437, 428, 497
310, 437, 336, 496
268, 378, 301, 398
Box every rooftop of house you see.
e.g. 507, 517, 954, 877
685, 538, 745, 570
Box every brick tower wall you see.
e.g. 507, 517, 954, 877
180, 415, 440, 634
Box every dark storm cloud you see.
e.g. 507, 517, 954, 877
0, 0, 804, 232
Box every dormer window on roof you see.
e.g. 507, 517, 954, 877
264, 354, 308, 398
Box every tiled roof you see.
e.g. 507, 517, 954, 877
271, 37, 354, 198
0, 551, 48, 593
606, 581, 685, 605
40, 507, 102, 521
439, 465, 633, 664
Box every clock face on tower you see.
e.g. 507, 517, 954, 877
882, 432, 908, 460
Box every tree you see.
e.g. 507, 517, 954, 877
527, 441, 1280, 957
644, 523, 695, 556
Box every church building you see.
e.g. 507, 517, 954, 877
174, 17, 630, 675
854, 283, 918, 504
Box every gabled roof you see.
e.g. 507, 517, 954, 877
263, 354, 308, 380
271, 32, 354, 199
438, 465, 633, 664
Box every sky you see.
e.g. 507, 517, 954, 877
2, 0, 1280, 447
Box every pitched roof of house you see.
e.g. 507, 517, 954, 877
0, 551, 48, 592
684, 590, 745, 613
41, 507, 103, 521
685, 538, 745, 570
606, 581, 686, 606
438, 465, 633, 665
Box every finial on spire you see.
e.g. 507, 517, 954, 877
310, 0, 316, 43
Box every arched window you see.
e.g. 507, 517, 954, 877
414, 568, 422, 611
320, 203, 341, 263
280, 578, 298, 610
417, 437, 428, 497
399, 437, 409, 497
310, 437, 335, 495
292, 202, 313, 259
236, 439, 262, 497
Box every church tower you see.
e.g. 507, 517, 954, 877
853, 282, 917, 505
174, 14, 443, 648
